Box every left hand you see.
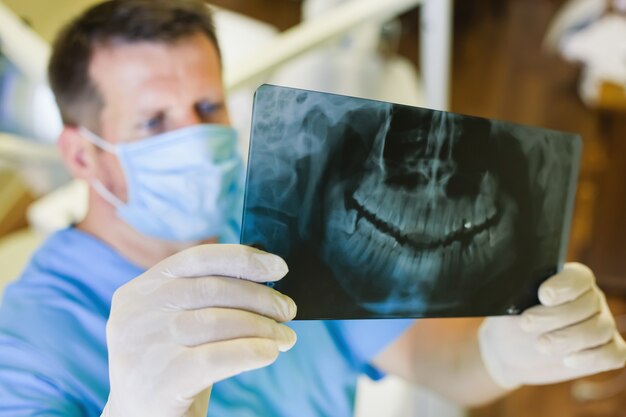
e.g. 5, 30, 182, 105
479, 262, 626, 389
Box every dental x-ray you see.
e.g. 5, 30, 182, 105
241, 84, 581, 320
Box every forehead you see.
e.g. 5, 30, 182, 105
88, 33, 222, 106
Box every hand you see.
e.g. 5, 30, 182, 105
100, 244, 297, 417
479, 263, 626, 389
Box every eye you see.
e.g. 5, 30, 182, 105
140, 113, 166, 133
196, 101, 223, 121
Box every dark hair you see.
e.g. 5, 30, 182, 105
48, 0, 220, 130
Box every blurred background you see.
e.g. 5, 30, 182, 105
0, 0, 625, 416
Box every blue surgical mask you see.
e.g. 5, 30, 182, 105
80, 124, 244, 242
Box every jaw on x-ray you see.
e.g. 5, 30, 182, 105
242, 84, 581, 320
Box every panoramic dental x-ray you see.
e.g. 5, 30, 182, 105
241, 85, 581, 320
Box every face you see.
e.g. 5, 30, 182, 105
87, 32, 229, 202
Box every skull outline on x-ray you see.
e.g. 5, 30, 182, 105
318, 105, 521, 314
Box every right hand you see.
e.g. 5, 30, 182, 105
479, 263, 626, 390
100, 244, 297, 417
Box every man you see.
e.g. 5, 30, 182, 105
0, 1, 624, 416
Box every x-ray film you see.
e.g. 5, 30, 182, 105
241, 84, 581, 320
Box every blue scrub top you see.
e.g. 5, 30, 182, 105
0, 228, 413, 416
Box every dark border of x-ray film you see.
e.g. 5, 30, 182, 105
558, 139, 582, 272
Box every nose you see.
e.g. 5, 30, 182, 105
175, 110, 204, 129
417, 158, 457, 185
383, 111, 458, 190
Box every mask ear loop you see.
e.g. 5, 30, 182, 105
78, 127, 125, 209
78, 127, 118, 154
89, 178, 125, 209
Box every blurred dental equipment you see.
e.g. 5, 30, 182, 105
0, 1, 61, 142
544, 0, 626, 109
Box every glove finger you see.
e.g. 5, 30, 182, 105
158, 275, 297, 322
170, 307, 297, 352
174, 338, 281, 399
155, 244, 288, 283
564, 332, 626, 372
538, 262, 594, 307
521, 288, 600, 333
537, 309, 615, 355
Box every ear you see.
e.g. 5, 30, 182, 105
57, 126, 97, 180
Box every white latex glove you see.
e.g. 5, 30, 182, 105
479, 263, 626, 389
100, 244, 297, 417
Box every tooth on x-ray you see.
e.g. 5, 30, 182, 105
241, 84, 581, 320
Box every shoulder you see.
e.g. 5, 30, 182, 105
0, 229, 114, 411
7, 227, 142, 307
0, 227, 141, 346
0, 228, 112, 340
